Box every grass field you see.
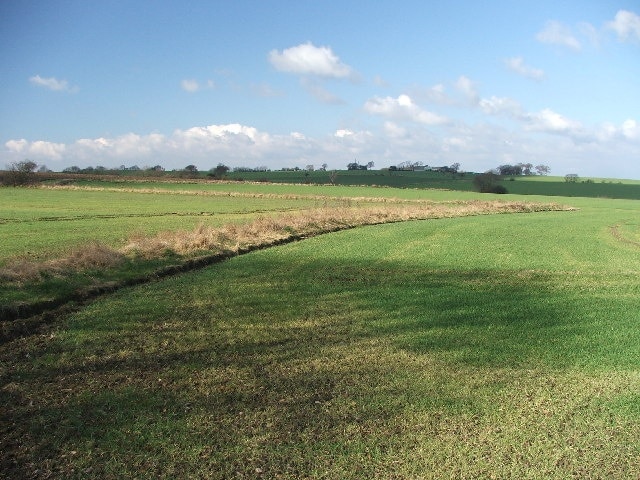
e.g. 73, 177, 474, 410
1, 178, 639, 478
222, 169, 640, 200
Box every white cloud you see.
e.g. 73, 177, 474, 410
536, 21, 582, 51
172, 124, 269, 152
29, 75, 78, 92
5, 139, 28, 153
479, 96, 524, 116
504, 57, 545, 81
622, 119, 640, 140
4, 116, 640, 178
454, 76, 479, 104
364, 94, 448, 125
181, 79, 200, 92
578, 22, 602, 47
268, 42, 355, 79
412, 83, 452, 105
524, 109, 585, 138
606, 10, 640, 42
383, 122, 407, 139
334, 129, 354, 138
290, 131, 306, 140
6, 138, 66, 159
181, 79, 215, 92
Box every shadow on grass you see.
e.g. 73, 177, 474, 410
2, 254, 639, 477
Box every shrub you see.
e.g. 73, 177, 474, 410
472, 172, 507, 194
3, 160, 38, 186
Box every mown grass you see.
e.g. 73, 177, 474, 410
1, 192, 639, 478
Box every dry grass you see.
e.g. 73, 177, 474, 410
121, 201, 570, 258
0, 200, 571, 283
0, 243, 125, 284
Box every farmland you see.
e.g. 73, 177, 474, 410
1, 176, 640, 478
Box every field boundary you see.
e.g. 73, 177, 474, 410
0, 201, 573, 342
0, 237, 297, 342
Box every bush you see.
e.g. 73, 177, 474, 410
472, 172, 507, 194
3, 160, 38, 186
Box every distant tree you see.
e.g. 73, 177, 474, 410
367, 161, 375, 170
305, 164, 314, 171
184, 164, 198, 173
520, 163, 533, 175
497, 164, 523, 176
450, 162, 461, 173
565, 174, 579, 183
37, 164, 51, 173
347, 162, 359, 170
4, 160, 38, 185
149, 165, 165, 172
473, 172, 508, 194
63, 165, 81, 173
535, 164, 550, 176
320, 163, 328, 171
208, 163, 230, 179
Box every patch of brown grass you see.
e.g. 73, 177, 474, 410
122, 201, 571, 258
0, 243, 125, 284
0, 200, 572, 283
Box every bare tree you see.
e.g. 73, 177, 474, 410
5, 160, 38, 186
535, 164, 550, 176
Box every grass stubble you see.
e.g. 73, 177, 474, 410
2, 190, 639, 478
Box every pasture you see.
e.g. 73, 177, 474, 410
1, 178, 639, 478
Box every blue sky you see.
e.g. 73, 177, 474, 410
2, 0, 640, 178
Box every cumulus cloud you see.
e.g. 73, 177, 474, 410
4, 116, 640, 178
29, 75, 78, 92
504, 57, 545, 81
536, 21, 582, 50
606, 10, 640, 42
6, 138, 66, 159
524, 109, 585, 138
268, 42, 355, 79
364, 94, 448, 125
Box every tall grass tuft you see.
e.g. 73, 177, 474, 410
0, 243, 125, 284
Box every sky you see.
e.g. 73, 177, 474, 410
1, 0, 640, 178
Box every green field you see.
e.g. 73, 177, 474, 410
1, 178, 639, 478
222, 169, 640, 200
